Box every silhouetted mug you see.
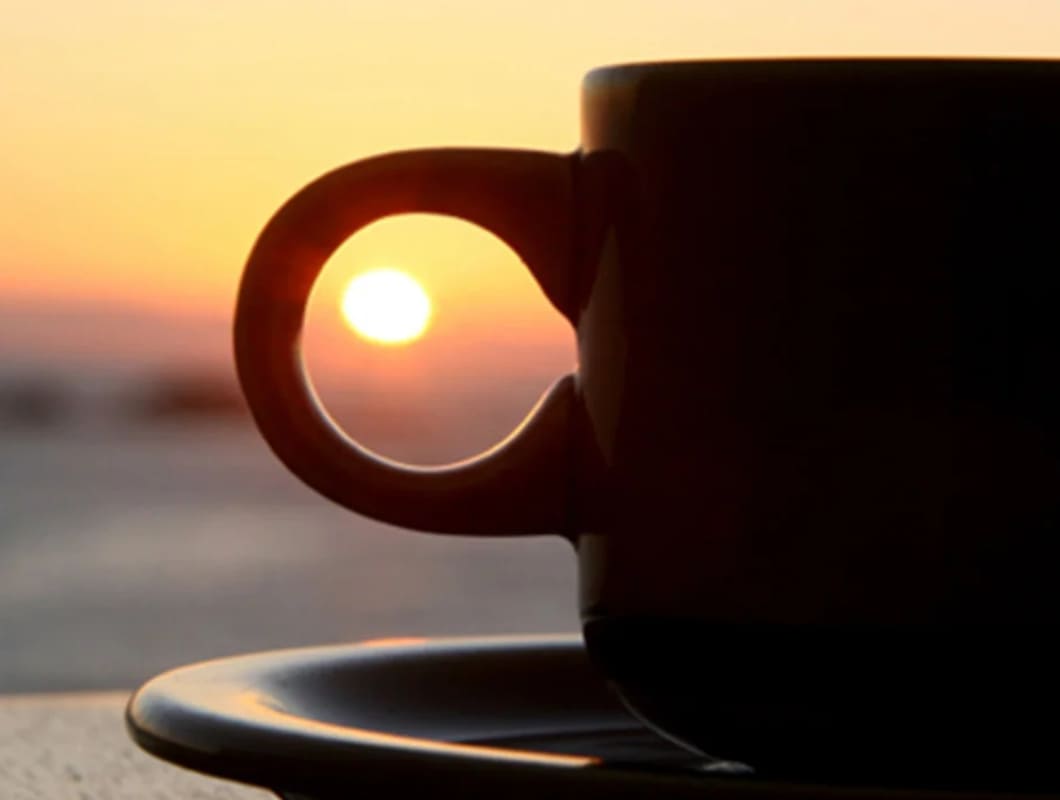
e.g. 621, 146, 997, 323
236, 60, 1060, 786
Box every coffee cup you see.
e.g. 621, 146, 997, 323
235, 59, 1060, 786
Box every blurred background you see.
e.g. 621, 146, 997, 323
2, 0, 1058, 693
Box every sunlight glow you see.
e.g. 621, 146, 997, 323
340, 269, 432, 345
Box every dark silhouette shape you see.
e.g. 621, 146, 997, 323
233, 59, 1060, 790
128, 371, 248, 422
0, 376, 74, 429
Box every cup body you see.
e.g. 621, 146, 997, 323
572, 60, 1060, 777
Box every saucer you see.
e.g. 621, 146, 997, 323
126, 635, 1035, 800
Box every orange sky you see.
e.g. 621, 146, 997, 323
2, 0, 1059, 373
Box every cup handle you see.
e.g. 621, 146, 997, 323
234, 148, 578, 536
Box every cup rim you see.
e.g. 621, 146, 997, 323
584, 56, 1060, 87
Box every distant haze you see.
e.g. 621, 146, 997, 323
0, 295, 231, 373
0, 295, 574, 464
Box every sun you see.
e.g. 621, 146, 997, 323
340, 269, 432, 345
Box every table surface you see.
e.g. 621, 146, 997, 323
0, 692, 270, 799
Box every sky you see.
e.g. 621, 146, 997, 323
2, 0, 1059, 376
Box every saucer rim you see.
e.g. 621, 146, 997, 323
125, 635, 1039, 800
